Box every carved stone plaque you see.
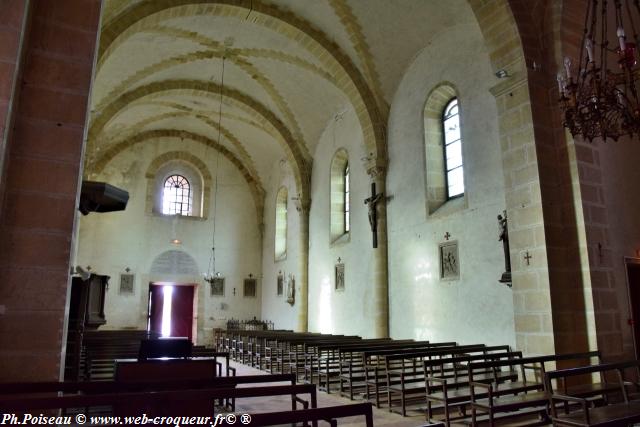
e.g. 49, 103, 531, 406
335, 262, 345, 291
210, 277, 225, 297
439, 241, 460, 280
244, 278, 257, 298
119, 273, 134, 294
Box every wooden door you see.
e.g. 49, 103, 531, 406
147, 284, 194, 340
627, 260, 640, 359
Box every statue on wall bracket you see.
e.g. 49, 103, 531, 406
335, 258, 345, 291
498, 210, 512, 287
286, 274, 295, 305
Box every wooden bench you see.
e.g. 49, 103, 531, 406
546, 360, 640, 426
468, 351, 602, 426
423, 351, 530, 425
384, 345, 513, 416
0, 383, 318, 421
81, 330, 158, 381
363, 344, 493, 409
0, 373, 298, 396
226, 331, 359, 373
250, 402, 374, 427
302, 338, 405, 391
338, 341, 458, 400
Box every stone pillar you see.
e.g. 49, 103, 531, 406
0, 0, 102, 381
368, 165, 389, 338
490, 74, 556, 355
296, 199, 310, 332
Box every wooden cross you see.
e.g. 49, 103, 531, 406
524, 251, 532, 266
364, 182, 383, 248
444, 232, 451, 241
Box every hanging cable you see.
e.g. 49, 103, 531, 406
206, 53, 226, 281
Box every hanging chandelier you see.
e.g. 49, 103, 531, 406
204, 46, 229, 285
558, 0, 640, 141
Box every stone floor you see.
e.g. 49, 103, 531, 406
227, 361, 427, 427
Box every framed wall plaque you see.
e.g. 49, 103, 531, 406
210, 277, 225, 297
119, 273, 135, 294
244, 278, 257, 298
439, 241, 460, 280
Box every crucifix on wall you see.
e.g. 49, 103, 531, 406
364, 182, 383, 248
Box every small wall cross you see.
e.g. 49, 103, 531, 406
444, 232, 451, 241
524, 251, 532, 266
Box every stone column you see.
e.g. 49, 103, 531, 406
490, 74, 556, 355
0, 0, 102, 381
296, 198, 310, 332
368, 165, 389, 338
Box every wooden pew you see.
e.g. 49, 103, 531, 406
302, 338, 395, 387
545, 360, 640, 426
0, 383, 318, 419
228, 330, 324, 364
468, 351, 602, 426
362, 344, 493, 408
249, 402, 374, 427
285, 336, 362, 379
383, 345, 512, 415
0, 373, 298, 396
424, 351, 523, 425
338, 341, 457, 399
0, 381, 374, 427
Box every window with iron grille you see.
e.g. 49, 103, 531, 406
162, 174, 192, 216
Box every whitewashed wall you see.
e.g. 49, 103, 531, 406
386, 24, 516, 347
307, 105, 373, 338
76, 138, 262, 345
260, 163, 301, 330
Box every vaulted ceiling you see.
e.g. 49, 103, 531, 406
87, 0, 479, 201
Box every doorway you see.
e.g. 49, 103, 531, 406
147, 283, 196, 341
626, 258, 640, 359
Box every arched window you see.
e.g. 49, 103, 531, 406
442, 98, 464, 198
424, 83, 465, 214
162, 174, 192, 216
344, 162, 350, 233
146, 154, 209, 218
330, 149, 349, 243
275, 186, 288, 260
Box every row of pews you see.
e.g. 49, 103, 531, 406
217, 329, 640, 426
79, 330, 228, 381
0, 330, 375, 426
